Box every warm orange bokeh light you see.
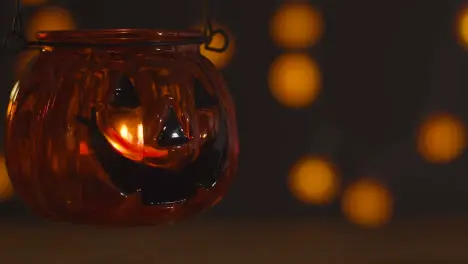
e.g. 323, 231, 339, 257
0, 156, 14, 202
23, 0, 48, 6
270, 2, 324, 48
417, 113, 467, 164
342, 178, 393, 228
289, 156, 339, 205
269, 53, 321, 108
200, 23, 235, 69
26, 6, 76, 40
457, 7, 468, 47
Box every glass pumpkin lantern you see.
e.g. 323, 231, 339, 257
4, 2, 239, 226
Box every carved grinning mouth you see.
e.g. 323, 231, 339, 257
74, 74, 228, 205
76, 105, 228, 206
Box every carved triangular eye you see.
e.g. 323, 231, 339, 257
193, 78, 218, 109
109, 75, 140, 109
157, 107, 189, 147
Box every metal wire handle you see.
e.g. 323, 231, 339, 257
3, 0, 229, 53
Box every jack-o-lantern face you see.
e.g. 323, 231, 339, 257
5, 29, 238, 225
77, 71, 228, 205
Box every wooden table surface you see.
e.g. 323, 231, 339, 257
0, 217, 467, 264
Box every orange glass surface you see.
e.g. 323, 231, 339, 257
5, 29, 239, 226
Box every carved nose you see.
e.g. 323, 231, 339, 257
157, 105, 189, 147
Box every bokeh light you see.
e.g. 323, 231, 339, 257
26, 6, 76, 40
269, 53, 321, 108
457, 6, 468, 47
342, 178, 393, 228
200, 23, 235, 69
417, 113, 467, 164
22, 0, 48, 6
270, 2, 324, 49
289, 156, 339, 205
0, 156, 14, 202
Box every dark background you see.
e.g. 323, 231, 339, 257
1, 0, 468, 262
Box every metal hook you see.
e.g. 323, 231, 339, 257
204, 29, 230, 53
201, 0, 230, 53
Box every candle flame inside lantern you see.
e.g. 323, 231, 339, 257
105, 122, 168, 161
119, 124, 132, 143
137, 124, 144, 145
119, 123, 145, 147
